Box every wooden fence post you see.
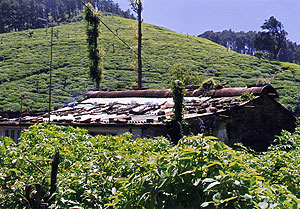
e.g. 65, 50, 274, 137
24, 151, 60, 208
48, 151, 60, 206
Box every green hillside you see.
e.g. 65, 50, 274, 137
1, 15, 300, 113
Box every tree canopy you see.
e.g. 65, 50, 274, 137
255, 16, 288, 59
0, 0, 135, 34
199, 16, 300, 64
199, 30, 257, 55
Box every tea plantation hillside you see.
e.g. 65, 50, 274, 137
1, 15, 300, 113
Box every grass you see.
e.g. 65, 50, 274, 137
1, 15, 300, 113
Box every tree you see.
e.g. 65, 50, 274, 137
255, 16, 288, 59
129, 0, 143, 89
84, 3, 104, 90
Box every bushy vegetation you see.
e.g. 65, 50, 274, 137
1, 15, 300, 115
1, 124, 300, 208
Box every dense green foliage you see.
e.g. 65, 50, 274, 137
0, 0, 134, 33
1, 124, 300, 208
1, 15, 300, 115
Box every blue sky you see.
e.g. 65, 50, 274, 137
113, 0, 300, 43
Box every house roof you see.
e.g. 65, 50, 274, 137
0, 86, 284, 127
84, 85, 279, 98
84, 89, 173, 98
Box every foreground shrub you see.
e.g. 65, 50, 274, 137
255, 127, 300, 201
112, 136, 298, 208
0, 124, 299, 208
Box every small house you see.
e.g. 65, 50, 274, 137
0, 85, 295, 150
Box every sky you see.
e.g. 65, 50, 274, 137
113, 0, 300, 44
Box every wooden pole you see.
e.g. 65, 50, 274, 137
137, 0, 142, 90
48, 21, 53, 123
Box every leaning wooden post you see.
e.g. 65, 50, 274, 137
48, 151, 60, 205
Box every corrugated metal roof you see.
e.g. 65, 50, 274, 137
0, 86, 282, 126
1, 96, 243, 125
206, 86, 279, 98
85, 89, 172, 98
85, 86, 279, 99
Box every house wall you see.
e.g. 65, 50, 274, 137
0, 123, 168, 143
187, 96, 295, 151
225, 96, 295, 150
86, 125, 167, 138
187, 115, 229, 142
0, 126, 22, 143
87, 126, 142, 136
141, 125, 168, 138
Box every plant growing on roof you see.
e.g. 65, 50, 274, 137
238, 92, 255, 102
84, 3, 104, 90
199, 78, 223, 96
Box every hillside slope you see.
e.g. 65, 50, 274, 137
1, 15, 300, 113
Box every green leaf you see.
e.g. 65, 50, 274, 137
204, 181, 220, 192
222, 196, 238, 203
203, 178, 215, 183
179, 170, 194, 176
287, 194, 300, 204
193, 178, 201, 186
258, 201, 268, 209
213, 192, 221, 202
250, 176, 256, 186
8, 168, 19, 174
182, 147, 199, 153
214, 143, 223, 151
179, 156, 193, 160
201, 202, 212, 208
219, 170, 226, 177
207, 161, 223, 168
204, 136, 218, 140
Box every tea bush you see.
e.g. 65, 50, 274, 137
0, 124, 300, 208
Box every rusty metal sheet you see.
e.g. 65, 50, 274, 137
207, 86, 279, 98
